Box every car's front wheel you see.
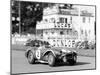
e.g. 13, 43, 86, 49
68, 60, 76, 65
27, 51, 35, 64
48, 53, 55, 66
68, 56, 77, 65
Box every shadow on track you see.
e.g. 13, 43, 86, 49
29, 62, 91, 67
30, 61, 91, 67
54, 62, 91, 67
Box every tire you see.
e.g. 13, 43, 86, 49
68, 56, 77, 65
27, 51, 35, 64
68, 60, 76, 65
48, 52, 55, 66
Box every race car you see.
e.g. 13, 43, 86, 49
25, 40, 77, 66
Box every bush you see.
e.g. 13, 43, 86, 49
89, 42, 96, 49
75, 41, 95, 49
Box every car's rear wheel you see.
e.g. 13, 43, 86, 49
27, 51, 35, 64
48, 53, 55, 66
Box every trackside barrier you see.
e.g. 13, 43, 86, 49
12, 35, 35, 45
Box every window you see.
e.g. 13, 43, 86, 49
72, 40, 75, 47
67, 30, 69, 34
53, 44, 55, 46
60, 31, 64, 35
45, 32, 48, 34
89, 17, 90, 23
57, 22, 60, 27
68, 24, 71, 28
44, 19, 48, 23
83, 17, 86, 23
81, 29, 83, 34
65, 24, 67, 27
65, 18, 67, 23
51, 32, 54, 34
51, 18, 55, 23
89, 30, 91, 34
70, 17, 72, 23
60, 17, 64, 23
53, 40, 55, 42
67, 29, 72, 35
72, 40, 75, 45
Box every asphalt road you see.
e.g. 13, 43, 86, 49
11, 50, 96, 74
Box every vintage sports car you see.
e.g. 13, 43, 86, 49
25, 40, 77, 66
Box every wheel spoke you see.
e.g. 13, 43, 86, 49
27, 51, 35, 64
48, 55, 52, 64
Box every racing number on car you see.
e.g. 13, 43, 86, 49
36, 49, 41, 59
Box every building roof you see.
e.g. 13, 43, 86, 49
43, 4, 94, 17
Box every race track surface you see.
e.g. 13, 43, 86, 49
11, 50, 96, 74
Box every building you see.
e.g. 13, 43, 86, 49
73, 5, 95, 42
36, 4, 95, 48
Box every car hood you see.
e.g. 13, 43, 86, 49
50, 47, 76, 53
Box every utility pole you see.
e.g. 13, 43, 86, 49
19, 0, 21, 35
36, 28, 37, 40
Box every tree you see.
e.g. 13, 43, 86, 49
11, 0, 19, 34
11, 1, 54, 34
20, 1, 44, 34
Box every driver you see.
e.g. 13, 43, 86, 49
38, 43, 45, 50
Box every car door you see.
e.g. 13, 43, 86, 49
36, 46, 49, 60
